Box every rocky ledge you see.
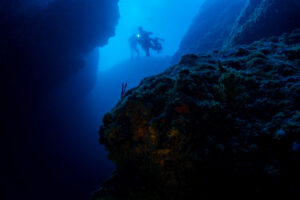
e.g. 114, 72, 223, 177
94, 29, 300, 200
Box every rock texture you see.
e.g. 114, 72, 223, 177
226, 0, 300, 47
95, 29, 300, 199
173, 0, 247, 63
174, 0, 300, 63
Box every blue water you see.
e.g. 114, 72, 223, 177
2, 1, 248, 199
99, 0, 204, 70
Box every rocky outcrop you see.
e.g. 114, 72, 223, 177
174, 0, 300, 63
0, 0, 119, 94
172, 0, 247, 63
95, 29, 300, 199
1, 1, 120, 199
226, 0, 300, 47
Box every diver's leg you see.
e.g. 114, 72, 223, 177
136, 48, 140, 59
134, 46, 139, 59
130, 47, 134, 60
145, 47, 150, 57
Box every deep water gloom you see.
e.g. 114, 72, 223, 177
1, 0, 300, 200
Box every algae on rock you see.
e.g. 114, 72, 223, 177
95, 29, 300, 200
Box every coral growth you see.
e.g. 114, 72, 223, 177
95, 29, 300, 200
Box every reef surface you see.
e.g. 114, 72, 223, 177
95, 29, 300, 199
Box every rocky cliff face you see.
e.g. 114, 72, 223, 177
173, 0, 247, 63
1, 1, 120, 199
0, 0, 119, 95
95, 29, 300, 200
174, 0, 300, 62
226, 0, 300, 47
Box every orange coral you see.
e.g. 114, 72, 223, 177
168, 129, 180, 138
133, 126, 146, 141
175, 104, 190, 114
155, 149, 172, 156
148, 126, 158, 145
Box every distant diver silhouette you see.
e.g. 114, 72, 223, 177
129, 34, 140, 60
152, 37, 164, 54
129, 27, 164, 58
137, 26, 153, 57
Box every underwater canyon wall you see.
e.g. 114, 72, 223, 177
226, 0, 300, 47
1, 1, 119, 199
0, 0, 119, 95
95, 28, 300, 200
174, 0, 300, 62
95, 0, 300, 199
172, 0, 247, 63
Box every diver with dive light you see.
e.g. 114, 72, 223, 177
129, 26, 164, 58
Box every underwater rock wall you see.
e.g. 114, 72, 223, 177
226, 0, 300, 47
175, 0, 300, 62
172, 0, 247, 63
0, 0, 119, 95
1, 1, 120, 199
95, 29, 300, 199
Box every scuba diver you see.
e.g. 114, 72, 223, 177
152, 37, 164, 54
129, 33, 140, 60
137, 26, 153, 57
129, 26, 164, 58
